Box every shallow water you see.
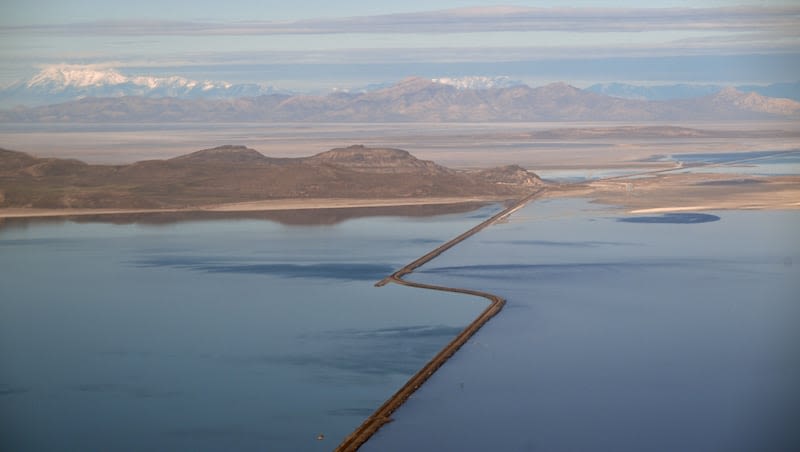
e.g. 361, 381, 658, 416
363, 199, 800, 452
0, 207, 499, 451
535, 167, 650, 183
674, 150, 800, 176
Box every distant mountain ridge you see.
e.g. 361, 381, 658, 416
2, 76, 799, 122
0, 65, 287, 107
4, 65, 799, 110
431, 76, 524, 90
587, 81, 800, 101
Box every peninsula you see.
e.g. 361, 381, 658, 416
3, 144, 798, 220
0, 145, 542, 217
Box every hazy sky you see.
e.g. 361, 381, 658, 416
1, 1, 798, 90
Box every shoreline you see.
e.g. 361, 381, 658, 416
542, 173, 800, 214
0, 196, 508, 220
4, 173, 798, 221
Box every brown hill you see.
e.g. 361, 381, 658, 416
0, 145, 542, 209
169, 145, 278, 165
0, 148, 39, 169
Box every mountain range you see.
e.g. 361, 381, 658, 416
0, 145, 541, 209
2, 76, 798, 122
3, 66, 798, 108
0, 67, 530, 108
587, 81, 800, 102
0, 66, 287, 107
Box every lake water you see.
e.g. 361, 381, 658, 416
0, 206, 499, 451
363, 199, 800, 452
3, 198, 799, 451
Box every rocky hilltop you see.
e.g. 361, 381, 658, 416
169, 145, 280, 164
0, 145, 542, 209
308, 145, 449, 174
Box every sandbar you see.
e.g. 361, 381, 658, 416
0, 196, 509, 219
545, 173, 800, 213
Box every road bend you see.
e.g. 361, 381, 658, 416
335, 188, 545, 452
335, 151, 797, 450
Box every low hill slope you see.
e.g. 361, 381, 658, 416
0, 145, 542, 209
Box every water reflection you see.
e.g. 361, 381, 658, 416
0, 201, 491, 230
134, 257, 397, 280
0, 205, 493, 452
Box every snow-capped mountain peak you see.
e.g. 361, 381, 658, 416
129, 74, 193, 90
431, 76, 523, 90
27, 65, 217, 91
27, 65, 129, 88
2, 65, 287, 106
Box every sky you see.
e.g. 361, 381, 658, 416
0, 0, 798, 90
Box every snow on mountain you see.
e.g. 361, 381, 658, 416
27, 66, 130, 88
344, 77, 523, 94
431, 76, 523, 90
0, 65, 286, 107
3, 77, 800, 122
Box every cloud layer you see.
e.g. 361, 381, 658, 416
3, 6, 798, 36
1, 5, 797, 88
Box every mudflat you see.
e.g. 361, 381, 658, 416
549, 173, 800, 212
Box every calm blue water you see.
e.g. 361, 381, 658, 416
0, 207, 499, 451
364, 199, 800, 452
